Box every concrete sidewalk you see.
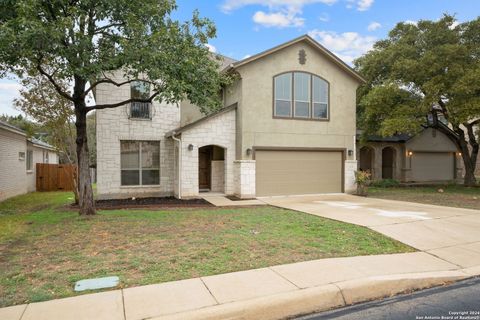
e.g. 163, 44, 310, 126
2, 252, 478, 320
200, 193, 266, 206
262, 194, 480, 269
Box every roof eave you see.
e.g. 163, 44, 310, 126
165, 103, 238, 138
228, 35, 366, 84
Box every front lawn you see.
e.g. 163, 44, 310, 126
0, 191, 413, 307
368, 185, 480, 210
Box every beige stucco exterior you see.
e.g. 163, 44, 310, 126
357, 128, 462, 182
180, 100, 204, 127
95, 36, 362, 199
234, 41, 359, 161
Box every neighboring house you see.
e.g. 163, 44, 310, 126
0, 120, 58, 201
95, 35, 364, 200
357, 127, 462, 182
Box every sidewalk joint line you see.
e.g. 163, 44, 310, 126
423, 251, 464, 269
121, 289, 127, 320
269, 267, 301, 289
200, 277, 220, 305
18, 303, 28, 320
425, 240, 480, 252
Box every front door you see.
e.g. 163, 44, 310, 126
198, 147, 212, 190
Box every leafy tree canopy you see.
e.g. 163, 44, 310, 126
0, 0, 229, 215
0, 0, 229, 112
354, 14, 480, 185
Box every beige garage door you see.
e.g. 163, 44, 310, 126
411, 152, 454, 181
255, 150, 343, 196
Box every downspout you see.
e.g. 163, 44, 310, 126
171, 132, 182, 199
353, 135, 357, 161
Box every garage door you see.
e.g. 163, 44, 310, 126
411, 152, 454, 181
255, 150, 343, 196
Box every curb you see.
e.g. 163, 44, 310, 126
153, 271, 469, 320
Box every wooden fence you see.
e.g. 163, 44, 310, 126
36, 163, 77, 192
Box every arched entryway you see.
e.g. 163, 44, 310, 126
382, 147, 396, 179
198, 145, 225, 192
359, 146, 374, 174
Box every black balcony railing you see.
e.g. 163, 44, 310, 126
130, 102, 151, 119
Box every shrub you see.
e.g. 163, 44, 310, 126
355, 170, 372, 196
371, 179, 400, 188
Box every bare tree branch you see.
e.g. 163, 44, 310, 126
84, 78, 154, 97
94, 22, 124, 33
87, 92, 159, 110
37, 64, 74, 101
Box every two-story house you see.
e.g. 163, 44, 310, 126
95, 35, 365, 200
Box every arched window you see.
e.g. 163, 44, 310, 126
273, 72, 329, 120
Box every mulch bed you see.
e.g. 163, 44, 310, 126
70, 197, 213, 210
226, 195, 257, 201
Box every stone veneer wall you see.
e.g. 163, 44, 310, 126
210, 161, 225, 192
344, 160, 357, 194
179, 109, 236, 197
233, 160, 256, 199
96, 71, 179, 199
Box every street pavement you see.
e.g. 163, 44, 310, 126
299, 276, 480, 320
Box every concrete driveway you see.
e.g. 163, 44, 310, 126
261, 194, 480, 268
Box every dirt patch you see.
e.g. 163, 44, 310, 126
226, 195, 257, 201
89, 196, 213, 210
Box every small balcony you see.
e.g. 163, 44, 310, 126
129, 102, 152, 120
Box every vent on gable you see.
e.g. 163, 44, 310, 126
299, 49, 306, 65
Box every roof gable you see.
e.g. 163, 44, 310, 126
224, 35, 365, 84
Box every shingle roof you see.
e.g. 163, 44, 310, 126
28, 137, 56, 150
0, 120, 27, 136
214, 53, 237, 70
0, 120, 56, 150
356, 129, 412, 142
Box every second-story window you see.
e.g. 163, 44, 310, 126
130, 81, 151, 119
294, 72, 310, 118
274, 72, 329, 120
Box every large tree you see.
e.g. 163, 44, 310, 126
355, 15, 480, 186
0, 0, 230, 215
14, 76, 77, 164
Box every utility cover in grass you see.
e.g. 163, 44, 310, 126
74, 276, 120, 292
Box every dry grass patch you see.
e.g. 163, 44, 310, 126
368, 185, 480, 210
0, 191, 413, 307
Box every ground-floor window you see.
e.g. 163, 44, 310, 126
120, 140, 160, 186
26, 150, 33, 171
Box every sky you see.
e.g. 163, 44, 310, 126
1, 0, 479, 116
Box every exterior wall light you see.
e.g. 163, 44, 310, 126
246, 148, 252, 156
458, 152, 462, 156
408, 151, 413, 156
348, 149, 353, 157
188, 144, 194, 151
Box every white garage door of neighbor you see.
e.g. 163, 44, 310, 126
411, 152, 454, 181
255, 150, 343, 197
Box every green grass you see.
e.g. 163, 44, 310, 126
368, 185, 480, 210
0, 191, 413, 307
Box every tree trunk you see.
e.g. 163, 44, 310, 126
75, 103, 96, 215
453, 127, 478, 187
458, 139, 478, 187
